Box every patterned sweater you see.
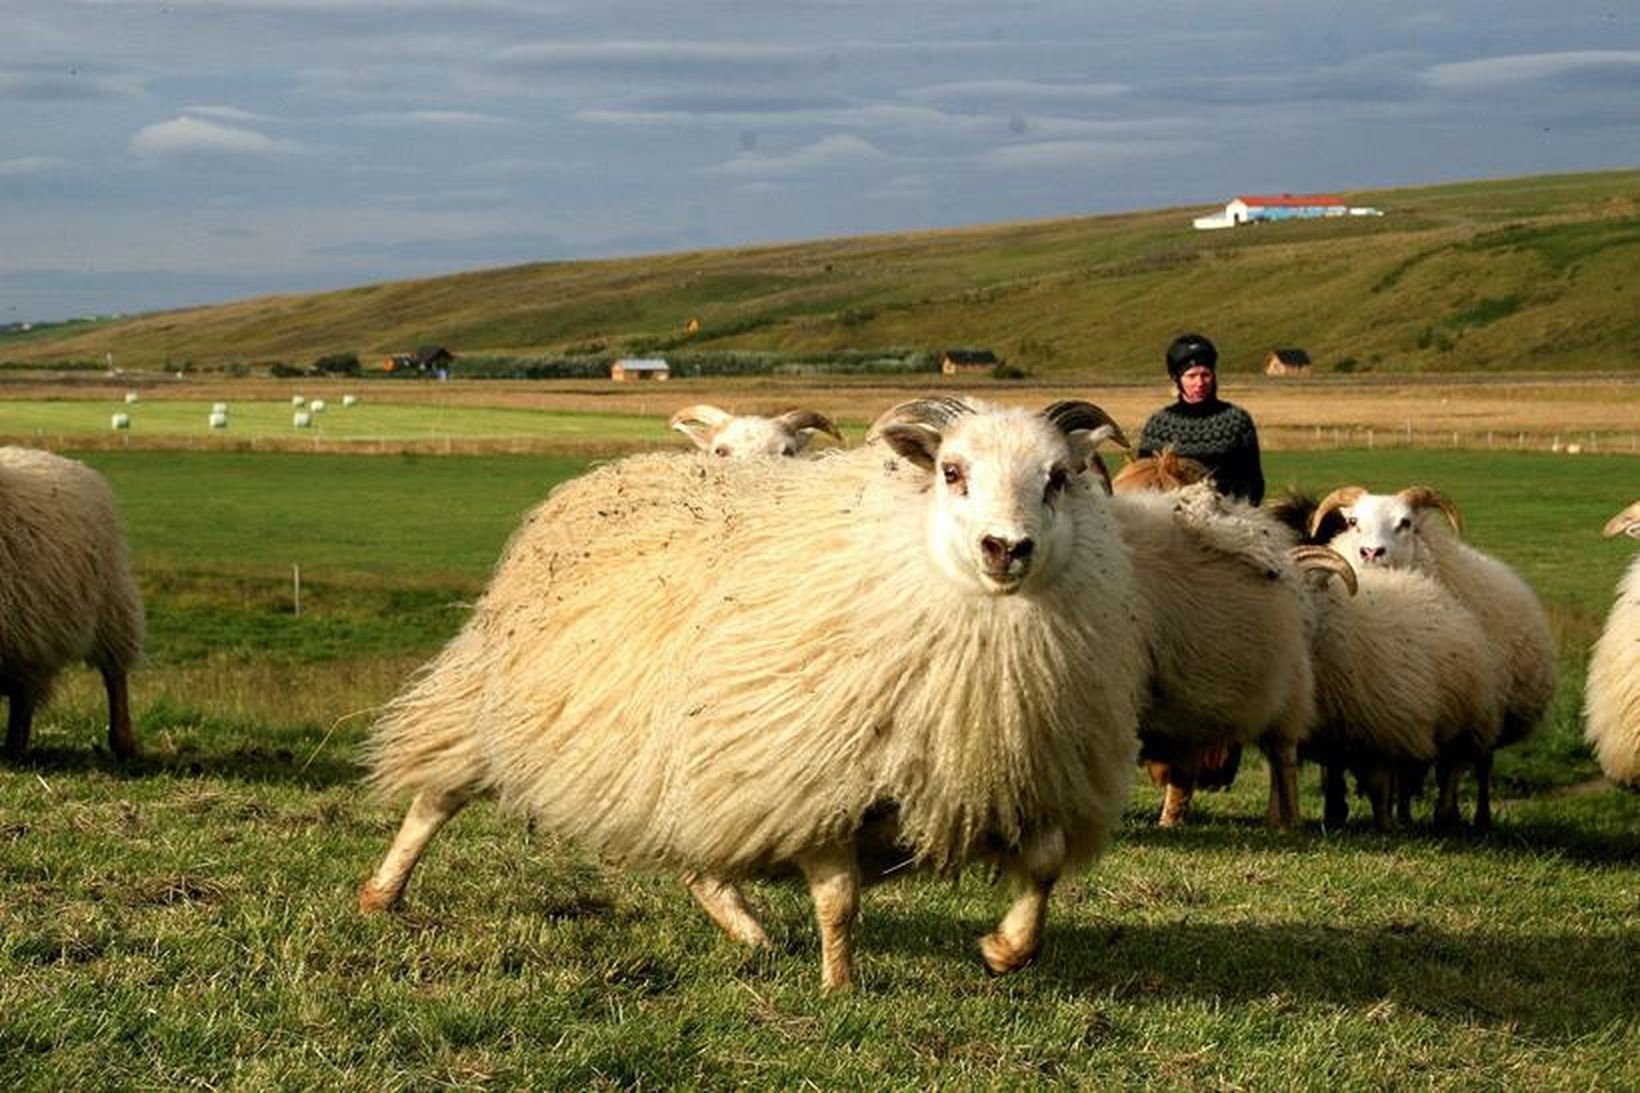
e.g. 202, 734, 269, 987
1136, 398, 1265, 504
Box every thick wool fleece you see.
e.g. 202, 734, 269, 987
367, 446, 1146, 877
1585, 556, 1639, 786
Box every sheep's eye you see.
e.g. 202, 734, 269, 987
782, 446, 796, 457
1395, 517, 1411, 532
1345, 516, 1358, 528
714, 445, 731, 457
941, 462, 967, 493
1045, 467, 1068, 498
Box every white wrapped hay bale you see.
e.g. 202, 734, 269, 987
342, 394, 358, 408
110, 412, 131, 430
310, 399, 327, 413
292, 395, 306, 407
293, 411, 313, 428
123, 392, 139, 405
208, 411, 228, 429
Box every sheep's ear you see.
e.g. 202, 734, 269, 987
876, 423, 942, 470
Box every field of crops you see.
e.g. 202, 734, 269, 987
1, 443, 1636, 1088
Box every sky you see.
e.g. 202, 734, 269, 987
2, 1, 1637, 323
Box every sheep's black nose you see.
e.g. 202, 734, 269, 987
981, 536, 1034, 569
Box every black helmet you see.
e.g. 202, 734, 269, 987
1166, 333, 1217, 379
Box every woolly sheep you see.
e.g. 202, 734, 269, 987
0, 447, 144, 760
359, 397, 1148, 991
1310, 486, 1558, 827
1585, 500, 1640, 788
1110, 483, 1332, 828
670, 403, 842, 458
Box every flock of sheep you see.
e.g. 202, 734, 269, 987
1, 398, 1635, 991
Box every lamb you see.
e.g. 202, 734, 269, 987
669, 403, 842, 458
1108, 483, 1335, 829
1309, 486, 1558, 827
359, 397, 1148, 991
1585, 500, 1640, 788
0, 447, 145, 760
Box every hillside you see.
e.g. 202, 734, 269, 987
5, 169, 1639, 378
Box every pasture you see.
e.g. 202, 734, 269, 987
1, 443, 1636, 1088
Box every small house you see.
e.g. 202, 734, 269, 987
610, 358, 671, 382
383, 345, 455, 377
1264, 348, 1312, 377
941, 348, 1000, 376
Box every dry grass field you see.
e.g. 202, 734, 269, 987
3, 370, 1637, 456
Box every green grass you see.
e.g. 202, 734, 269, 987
0, 400, 668, 446
2, 447, 1637, 1088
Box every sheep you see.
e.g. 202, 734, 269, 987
669, 403, 842, 458
359, 396, 1148, 991
1585, 500, 1640, 788
0, 447, 145, 760
1109, 483, 1331, 829
1110, 447, 1210, 495
1309, 485, 1558, 828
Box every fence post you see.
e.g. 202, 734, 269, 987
293, 564, 302, 617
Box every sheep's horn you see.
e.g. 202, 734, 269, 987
1043, 400, 1128, 449
669, 404, 734, 432
1603, 499, 1640, 539
1290, 545, 1358, 595
865, 396, 973, 442
1308, 485, 1366, 540
774, 408, 842, 441
1398, 485, 1463, 536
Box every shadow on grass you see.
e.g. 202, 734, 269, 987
1, 742, 362, 790
1116, 805, 1640, 866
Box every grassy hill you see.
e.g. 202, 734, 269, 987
5, 169, 1638, 378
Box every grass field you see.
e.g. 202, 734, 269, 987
1, 446, 1636, 1088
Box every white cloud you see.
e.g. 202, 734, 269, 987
904, 79, 1131, 105
1424, 50, 1640, 88
185, 104, 281, 123
130, 115, 305, 158
697, 134, 888, 177
498, 39, 805, 70
353, 109, 513, 127
0, 156, 65, 176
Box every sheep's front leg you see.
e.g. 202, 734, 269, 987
683, 873, 769, 948
1158, 751, 1202, 827
1322, 761, 1349, 828
1363, 766, 1394, 832
101, 665, 137, 761
979, 828, 1065, 976
3, 690, 35, 758
1262, 739, 1301, 830
359, 786, 474, 912
795, 843, 860, 992
1432, 756, 1463, 831
1472, 751, 1493, 831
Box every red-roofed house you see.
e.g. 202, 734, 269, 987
1193, 193, 1378, 230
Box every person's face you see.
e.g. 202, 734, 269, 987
1178, 364, 1215, 403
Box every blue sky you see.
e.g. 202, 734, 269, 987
3, 1, 1637, 322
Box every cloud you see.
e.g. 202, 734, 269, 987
351, 109, 513, 127
497, 39, 807, 74
130, 115, 306, 158
1424, 50, 1640, 89
0, 157, 65, 176
697, 134, 888, 177
980, 139, 1184, 171
184, 104, 282, 123
0, 69, 135, 101
904, 79, 1131, 107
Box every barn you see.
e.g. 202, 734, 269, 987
610, 358, 671, 382
941, 348, 1000, 376
1264, 348, 1313, 377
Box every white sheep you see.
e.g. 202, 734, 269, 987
359, 397, 1148, 991
669, 403, 842, 458
1585, 500, 1640, 788
1308, 486, 1555, 828
0, 447, 145, 759
1110, 483, 1332, 829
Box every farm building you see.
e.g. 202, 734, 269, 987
1193, 194, 1381, 230
383, 346, 455, 377
610, 358, 671, 382
1265, 348, 1313, 376
941, 348, 1000, 375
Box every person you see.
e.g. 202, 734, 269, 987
1136, 332, 1265, 505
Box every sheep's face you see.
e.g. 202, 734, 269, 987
708, 416, 804, 458
886, 408, 1087, 596
1330, 493, 1431, 571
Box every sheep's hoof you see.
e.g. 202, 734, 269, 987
977, 933, 1036, 976
357, 878, 398, 914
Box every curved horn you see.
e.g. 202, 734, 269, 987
1603, 499, 1640, 539
1308, 485, 1366, 540
1398, 485, 1463, 536
1042, 400, 1129, 449
774, 408, 842, 441
864, 396, 974, 443
1290, 545, 1358, 595
668, 403, 734, 445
